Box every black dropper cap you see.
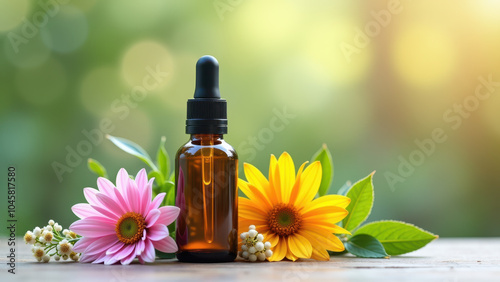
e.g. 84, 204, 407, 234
186, 56, 227, 134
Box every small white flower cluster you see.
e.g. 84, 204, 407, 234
239, 225, 273, 262
24, 219, 80, 263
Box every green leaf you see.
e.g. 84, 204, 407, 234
354, 220, 438, 255
155, 250, 176, 259
106, 134, 158, 171
311, 144, 334, 197
168, 171, 175, 182
342, 172, 375, 231
337, 180, 352, 196
345, 234, 388, 258
156, 136, 170, 180
148, 171, 165, 189
166, 183, 176, 206
87, 158, 108, 178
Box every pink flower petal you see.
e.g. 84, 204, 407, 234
104, 254, 119, 265
158, 206, 180, 226
97, 177, 117, 199
121, 250, 136, 265
150, 193, 166, 210
147, 224, 169, 241
135, 239, 145, 256
116, 168, 130, 192
70, 217, 116, 238
80, 253, 100, 263
107, 244, 135, 264
81, 235, 118, 255
83, 188, 100, 206
126, 178, 140, 213
92, 252, 107, 264
141, 239, 155, 263
72, 203, 100, 219
113, 186, 132, 212
145, 209, 160, 228
96, 193, 125, 217
91, 204, 120, 220
106, 241, 125, 256
153, 236, 178, 253
136, 169, 149, 213
135, 169, 148, 191
141, 179, 154, 214
72, 236, 94, 253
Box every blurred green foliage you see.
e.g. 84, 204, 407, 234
1, 0, 500, 237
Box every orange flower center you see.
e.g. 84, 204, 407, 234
267, 203, 302, 237
115, 212, 146, 244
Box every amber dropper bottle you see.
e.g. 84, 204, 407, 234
175, 56, 238, 262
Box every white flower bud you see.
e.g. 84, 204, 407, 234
257, 234, 264, 242
241, 245, 248, 251
255, 242, 264, 251
257, 252, 266, 261
248, 254, 257, 262
42, 255, 50, 263
249, 225, 256, 230
62, 229, 69, 236
264, 241, 272, 249
248, 247, 256, 254
54, 255, 60, 261
265, 249, 273, 258
241, 251, 249, 258
54, 224, 62, 232
46, 226, 53, 232
248, 230, 258, 238
48, 220, 55, 226
33, 227, 41, 236
240, 232, 248, 240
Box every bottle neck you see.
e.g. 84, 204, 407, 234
190, 134, 223, 145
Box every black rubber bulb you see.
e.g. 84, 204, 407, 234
194, 55, 220, 99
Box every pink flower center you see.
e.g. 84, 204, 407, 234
115, 212, 146, 244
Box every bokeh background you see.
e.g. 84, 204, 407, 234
1, 0, 499, 237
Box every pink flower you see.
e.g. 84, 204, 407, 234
70, 168, 179, 265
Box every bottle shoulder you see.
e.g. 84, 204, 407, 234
176, 139, 238, 159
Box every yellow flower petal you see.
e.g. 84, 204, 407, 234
288, 233, 313, 259
302, 222, 351, 235
278, 152, 295, 203
302, 195, 351, 213
286, 249, 299, 261
288, 161, 307, 205
239, 197, 268, 217
268, 155, 282, 202
263, 232, 279, 247
331, 225, 350, 235
238, 179, 272, 210
299, 230, 331, 261
243, 163, 274, 202
294, 161, 322, 208
302, 205, 348, 219
268, 236, 287, 262
301, 229, 345, 252
238, 202, 267, 223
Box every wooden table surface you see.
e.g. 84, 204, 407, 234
1, 238, 499, 281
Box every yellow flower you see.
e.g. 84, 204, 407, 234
238, 152, 351, 261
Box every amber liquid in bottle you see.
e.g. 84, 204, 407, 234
175, 134, 238, 262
